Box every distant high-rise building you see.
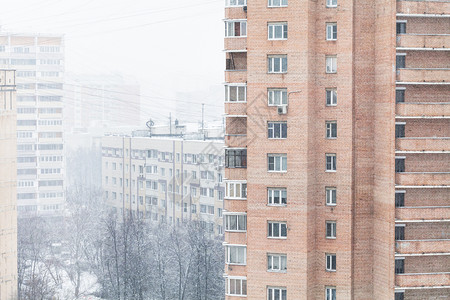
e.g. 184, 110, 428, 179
223, 1, 449, 299
0, 33, 65, 216
0, 69, 17, 299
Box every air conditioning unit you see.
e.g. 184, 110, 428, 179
243, 6, 247, 12
277, 105, 287, 115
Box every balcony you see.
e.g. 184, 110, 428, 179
225, 168, 247, 181
396, 206, 450, 220
397, 68, 450, 84
396, 239, 450, 255
397, 34, 450, 49
396, 272, 450, 287
396, 102, 450, 117
225, 134, 247, 148
225, 102, 247, 116
396, 138, 450, 152
225, 38, 247, 52
397, 0, 450, 16
396, 172, 450, 186
225, 6, 247, 20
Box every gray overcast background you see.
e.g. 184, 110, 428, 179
0, 0, 224, 125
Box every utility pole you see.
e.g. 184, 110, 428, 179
201, 103, 205, 138
169, 113, 172, 135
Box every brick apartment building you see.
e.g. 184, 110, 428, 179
0, 70, 17, 299
223, 0, 449, 299
102, 134, 225, 235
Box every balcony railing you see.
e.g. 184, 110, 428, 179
397, 0, 450, 16
397, 68, 450, 83
396, 206, 450, 220
396, 272, 450, 287
397, 34, 450, 49
396, 172, 450, 186
396, 239, 450, 254
396, 137, 450, 152
396, 102, 450, 117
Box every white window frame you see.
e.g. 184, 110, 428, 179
268, 22, 288, 40
326, 187, 337, 206
326, 253, 336, 271
225, 213, 247, 232
225, 20, 247, 37
326, 121, 337, 139
268, 55, 287, 73
267, 188, 287, 206
268, 221, 287, 239
226, 276, 247, 296
268, 88, 288, 106
225, 180, 247, 199
326, 221, 337, 239
326, 56, 337, 73
326, 286, 337, 300
268, 0, 288, 7
326, 23, 337, 40
225, 83, 247, 102
267, 287, 287, 300
326, 0, 337, 7
326, 153, 336, 172
226, 244, 247, 265
268, 122, 287, 139
225, 0, 247, 7
326, 88, 337, 106
268, 154, 287, 172
267, 254, 287, 272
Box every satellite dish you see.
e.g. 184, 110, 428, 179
146, 119, 154, 130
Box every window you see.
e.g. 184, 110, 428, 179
268, 122, 287, 139
396, 54, 406, 69
326, 89, 337, 106
201, 188, 208, 196
326, 187, 337, 206
395, 291, 405, 300
268, 88, 288, 106
326, 253, 336, 271
225, 20, 247, 37
226, 0, 246, 6
268, 55, 287, 73
395, 225, 405, 241
268, 0, 288, 7
268, 221, 287, 238
396, 88, 405, 103
226, 277, 247, 296
395, 191, 405, 207
326, 221, 336, 238
226, 245, 246, 265
225, 149, 247, 168
191, 204, 197, 213
397, 21, 406, 34
267, 287, 287, 300
326, 154, 336, 171
326, 56, 337, 73
268, 154, 287, 172
268, 23, 288, 40
395, 258, 404, 274
326, 23, 337, 40
268, 254, 287, 272
192, 170, 197, 179
225, 84, 246, 102
225, 214, 247, 231
396, 123, 405, 138
268, 188, 287, 205
326, 287, 337, 300
326, 121, 337, 138
226, 181, 247, 199
218, 208, 223, 217
209, 188, 215, 198
326, 0, 337, 7
395, 157, 405, 173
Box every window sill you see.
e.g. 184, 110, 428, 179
326, 72, 337, 74
226, 262, 247, 266
325, 170, 337, 173
225, 101, 247, 103
326, 104, 337, 107
268, 38, 288, 41
326, 137, 337, 140
267, 5, 288, 8
268, 204, 287, 207
267, 237, 287, 240
225, 230, 247, 233
225, 198, 247, 201
326, 237, 337, 240
326, 204, 337, 207
268, 72, 288, 74
268, 170, 288, 173
326, 269, 337, 272
268, 138, 287, 140
326, 39, 337, 42
267, 270, 287, 273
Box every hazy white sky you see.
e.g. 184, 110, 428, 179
0, 0, 225, 123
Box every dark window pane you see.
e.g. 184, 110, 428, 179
396, 90, 405, 103
395, 226, 405, 240
395, 193, 405, 207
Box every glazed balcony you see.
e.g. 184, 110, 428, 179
396, 272, 450, 287
397, 0, 450, 15
396, 206, 450, 220
225, 102, 247, 116
396, 239, 450, 254
396, 137, 450, 152
396, 172, 449, 186
225, 134, 247, 148
397, 68, 450, 83
225, 38, 247, 52
397, 34, 450, 49
396, 102, 450, 117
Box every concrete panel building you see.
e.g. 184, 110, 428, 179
0, 70, 17, 300
223, 0, 448, 299
102, 134, 225, 235
0, 33, 65, 216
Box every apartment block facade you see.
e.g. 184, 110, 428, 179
0, 33, 65, 216
0, 70, 17, 299
102, 135, 225, 235
223, 0, 448, 299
